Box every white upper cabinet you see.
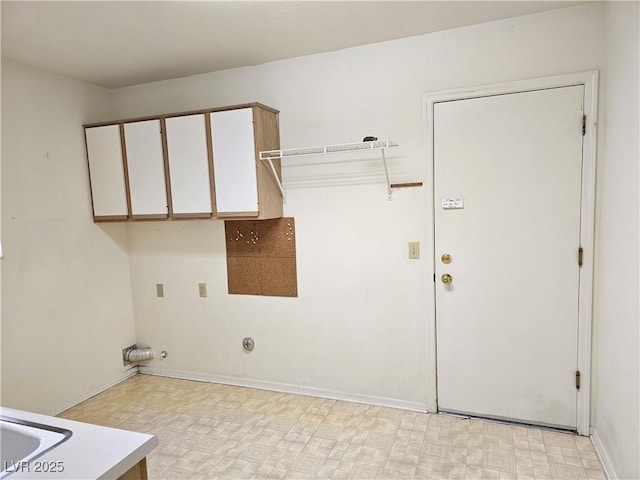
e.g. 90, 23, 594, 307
165, 114, 212, 217
85, 124, 129, 219
124, 120, 168, 218
84, 103, 282, 222
210, 108, 259, 216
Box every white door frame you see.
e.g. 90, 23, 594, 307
424, 71, 598, 436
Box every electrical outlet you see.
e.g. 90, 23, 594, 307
408, 242, 420, 259
156, 283, 164, 297
199, 283, 207, 297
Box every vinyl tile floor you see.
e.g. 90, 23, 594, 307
58, 375, 605, 480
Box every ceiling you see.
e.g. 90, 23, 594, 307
2, 1, 586, 89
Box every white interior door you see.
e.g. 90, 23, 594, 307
434, 86, 584, 429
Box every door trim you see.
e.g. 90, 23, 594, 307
424, 71, 598, 435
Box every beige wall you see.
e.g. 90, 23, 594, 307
113, 4, 604, 408
1, 61, 138, 414
591, 2, 640, 479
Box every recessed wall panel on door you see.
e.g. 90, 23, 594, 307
165, 114, 213, 217
210, 108, 259, 216
85, 124, 129, 220
124, 120, 168, 218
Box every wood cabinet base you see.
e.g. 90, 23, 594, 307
118, 458, 148, 480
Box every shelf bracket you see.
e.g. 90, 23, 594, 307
381, 148, 392, 200
264, 157, 286, 203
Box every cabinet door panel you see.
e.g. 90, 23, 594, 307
124, 120, 168, 217
85, 125, 129, 218
165, 115, 212, 216
210, 109, 259, 215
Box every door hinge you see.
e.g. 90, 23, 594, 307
575, 370, 581, 390
582, 115, 586, 136
578, 247, 584, 267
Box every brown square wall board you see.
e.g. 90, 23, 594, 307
260, 257, 297, 297
225, 217, 297, 297
226, 256, 262, 296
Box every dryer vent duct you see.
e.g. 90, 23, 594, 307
122, 345, 154, 365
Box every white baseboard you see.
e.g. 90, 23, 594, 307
50, 367, 138, 416
139, 367, 428, 413
590, 427, 618, 480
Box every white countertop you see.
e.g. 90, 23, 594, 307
1, 407, 158, 480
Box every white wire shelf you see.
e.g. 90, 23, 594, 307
259, 140, 399, 200
260, 140, 398, 160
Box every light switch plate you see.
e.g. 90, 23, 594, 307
199, 283, 207, 297
408, 242, 420, 259
156, 283, 164, 297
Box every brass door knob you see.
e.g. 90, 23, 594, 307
441, 273, 453, 285
441, 254, 452, 264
